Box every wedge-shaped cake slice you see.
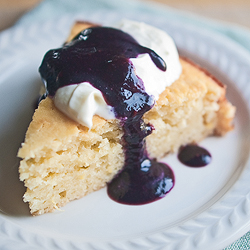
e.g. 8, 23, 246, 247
18, 21, 235, 215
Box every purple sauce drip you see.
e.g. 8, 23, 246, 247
178, 144, 212, 167
39, 27, 166, 118
108, 157, 174, 205
39, 26, 174, 204
108, 115, 174, 205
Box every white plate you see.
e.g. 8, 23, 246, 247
0, 11, 250, 250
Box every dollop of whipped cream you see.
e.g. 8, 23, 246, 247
54, 82, 115, 128
54, 19, 182, 129
115, 19, 182, 99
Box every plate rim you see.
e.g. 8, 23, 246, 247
1, 10, 250, 250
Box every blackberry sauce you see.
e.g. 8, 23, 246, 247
178, 144, 212, 167
39, 27, 174, 205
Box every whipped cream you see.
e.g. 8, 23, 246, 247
54, 19, 182, 129
115, 20, 182, 100
54, 83, 115, 128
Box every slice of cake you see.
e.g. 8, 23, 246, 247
18, 20, 235, 215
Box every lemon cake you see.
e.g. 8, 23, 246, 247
18, 20, 235, 215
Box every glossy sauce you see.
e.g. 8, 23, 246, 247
178, 144, 212, 167
39, 27, 175, 205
